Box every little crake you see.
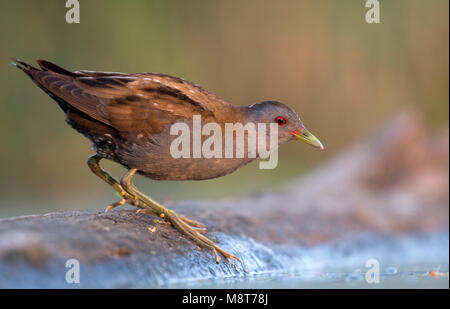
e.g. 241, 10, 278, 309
13, 58, 323, 263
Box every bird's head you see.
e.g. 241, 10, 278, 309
247, 100, 324, 149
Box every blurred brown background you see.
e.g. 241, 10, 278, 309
0, 0, 448, 217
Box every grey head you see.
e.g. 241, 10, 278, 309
247, 100, 324, 149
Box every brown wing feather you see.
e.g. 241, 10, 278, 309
27, 69, 112, 125
15, 59, 230, 134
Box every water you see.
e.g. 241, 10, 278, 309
172, 267, 449, 289
167, 230, 449, 289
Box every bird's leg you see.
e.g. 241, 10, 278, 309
120, 168, 242, 264
87, 154, 157, 215
87, 155, 204, 229
119, 169, 206, 231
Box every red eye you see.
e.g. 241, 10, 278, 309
275, 116, 287, 126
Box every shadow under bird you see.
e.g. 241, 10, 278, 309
12, 58, 324, 263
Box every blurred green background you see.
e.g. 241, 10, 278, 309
0, 0, 448, 217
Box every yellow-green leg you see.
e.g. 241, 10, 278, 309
88, 155, 206, 229
87, 154, 157, 214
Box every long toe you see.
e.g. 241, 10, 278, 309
169, 215, 240, 264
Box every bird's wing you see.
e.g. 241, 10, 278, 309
103, 73, 221, 133
23, 59, 226, 134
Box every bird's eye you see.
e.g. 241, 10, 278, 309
275, 116, 287, 126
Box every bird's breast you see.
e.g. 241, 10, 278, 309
115, 124, 259, 180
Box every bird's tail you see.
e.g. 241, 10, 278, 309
11, 58, 75, 113
11, 57, 39, 77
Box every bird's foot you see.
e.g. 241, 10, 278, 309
134, 202, 238, 264
168, 213, 242, 265
136, 208, 207, 233
105, 198, 129, 212
175, 213, 207, 230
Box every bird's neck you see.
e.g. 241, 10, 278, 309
216, 105, 250, 124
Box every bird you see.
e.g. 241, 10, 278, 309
12, 58, 324, 264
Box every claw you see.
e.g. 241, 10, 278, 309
212, 248, 221, 264
105, 198, 128, 212
228, 254, 242, 263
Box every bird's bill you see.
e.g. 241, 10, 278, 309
290, 128, 324, 150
